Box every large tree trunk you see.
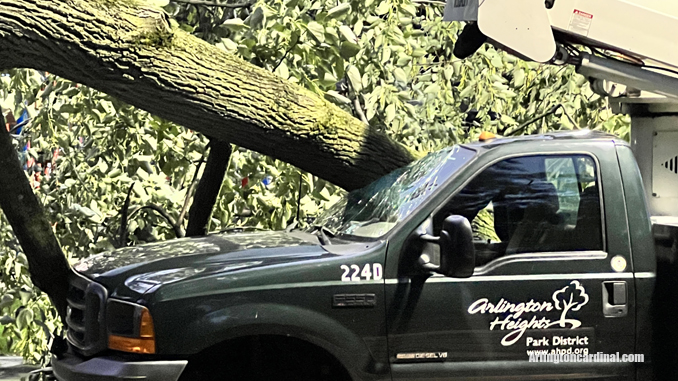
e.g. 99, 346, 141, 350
0, 111, 70, 321
0, 0, 418, 192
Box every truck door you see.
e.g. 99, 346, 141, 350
386, 153, 637, 380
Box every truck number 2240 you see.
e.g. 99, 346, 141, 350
340, 263, 383, 282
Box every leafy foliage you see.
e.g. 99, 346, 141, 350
0, 0, 628, 362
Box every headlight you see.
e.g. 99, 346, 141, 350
107, 300, 155, 354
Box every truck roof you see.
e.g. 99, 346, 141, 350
465, 129, 625, 150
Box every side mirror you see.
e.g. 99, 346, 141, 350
420, 215, 475, 278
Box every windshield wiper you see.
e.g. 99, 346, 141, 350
312, 224, 335, 245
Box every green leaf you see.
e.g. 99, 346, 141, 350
401, 3, 417, 17
443, 67, 454, 81
306, 21, 325, 43
424, 83, 440, 94
381, 46, 392, 64
353, 20, 364, 37
320, 72, 338, 86
0, 295, 13, 310
411, 48, 426, 58
274, 62, 289, 80
459, 80, 477, 99
19, 289, 31, 305
249, 6, 265, 28
222, 18, 248, 31
491, 54, 504, 68
325, 91, 351, 105
0, 316, 14, 325
71, 203, 96, 218
340, 41, 361, 59
393, 68, 407, 83
452, 61, 462, 76
396, 55, 411, 66
17, 309, 33, 329
385, 104, 397, 124
513, 69, 526, 88
346, 65, 362, 92
375, 2, 390, 15
501, 115, 517, 125
327, 3, 351, 19
338, 25, 357, 42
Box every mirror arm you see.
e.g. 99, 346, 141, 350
418, 234, 442, 273
419, 234, 440, 243
420, 262, 440, 272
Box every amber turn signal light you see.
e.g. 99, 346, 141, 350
478, 131, 496, 141
107, 304, 156, 354
108, 334, 156, 354
139, 308, 155, 338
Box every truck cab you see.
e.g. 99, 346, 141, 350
53, 130, 658, 381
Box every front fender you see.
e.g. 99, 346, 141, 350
158, 302, 385, 379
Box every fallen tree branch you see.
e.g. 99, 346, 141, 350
0, 0, 418, 191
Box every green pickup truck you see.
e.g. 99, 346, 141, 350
51, 131, 677, 381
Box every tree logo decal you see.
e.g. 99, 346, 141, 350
552, 280, 589, 328
467, 280, 590, 346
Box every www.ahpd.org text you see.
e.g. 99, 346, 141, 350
529, 352, 645, 364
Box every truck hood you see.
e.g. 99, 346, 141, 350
72, 231, 333, 290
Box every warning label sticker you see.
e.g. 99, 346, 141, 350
568, 9, 593, 36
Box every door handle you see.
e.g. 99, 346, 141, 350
602, 281, 628, 317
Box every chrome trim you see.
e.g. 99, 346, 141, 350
384, 272, 636, 284
474, 251, 608, 275
66, 271, 108, 356
188, 279, 385, 297
634, 272, 656, 278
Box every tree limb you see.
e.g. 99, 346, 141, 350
186, 138, 232, 236
0, 0, 418, 191
0, 108, 70, 322
273, 32, 303, 71
353, 96, 369, 125
177, 153, 207, 225
128, 204, 186, 238
117, 183, 135, 247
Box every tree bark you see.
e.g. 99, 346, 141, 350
0, 0, 418, 191
186, 139, 232, 237
0, 111, 70, 322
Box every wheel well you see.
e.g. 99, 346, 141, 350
179, 335, 353, 381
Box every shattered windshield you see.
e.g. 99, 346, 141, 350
309, 146, 475, 239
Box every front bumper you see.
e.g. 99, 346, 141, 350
51, 353, 187, 381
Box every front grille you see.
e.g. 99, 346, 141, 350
66, 272, 108, 356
